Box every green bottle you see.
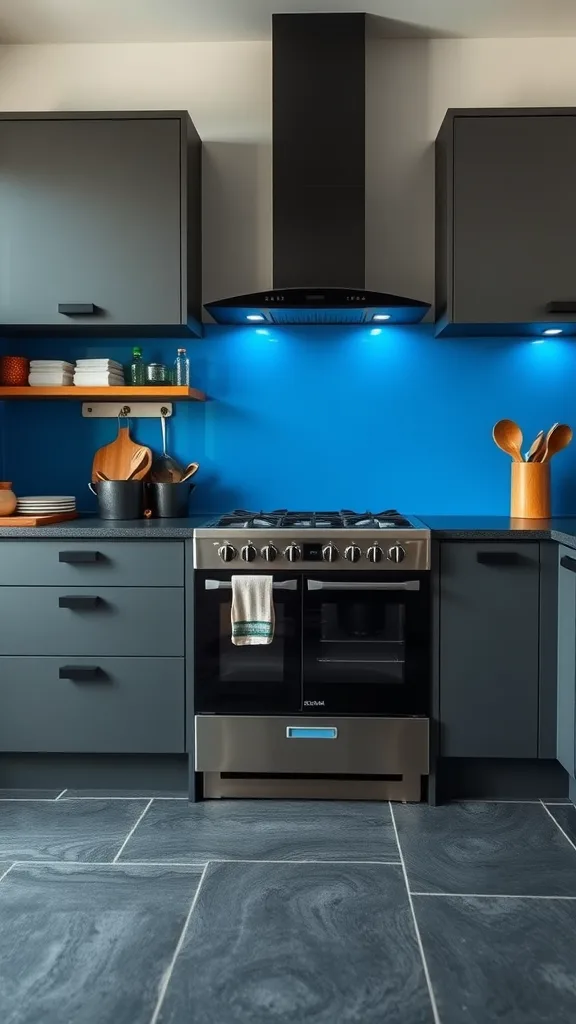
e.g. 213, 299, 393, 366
130, 346, 146, 386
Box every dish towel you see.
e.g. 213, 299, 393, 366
231, 575, 275, 645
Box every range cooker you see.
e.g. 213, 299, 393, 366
193, 510, 431, 802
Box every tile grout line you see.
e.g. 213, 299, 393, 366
389, 802, 442, 1024
112, 798, 154, 863
6, 858, 403, 868
412, 891, 576, 900
540, 799, 576, 855
54, 789, 67, 801
207, 858, 403, 865
0, 863, 15, 884
149, 862, 210, 1024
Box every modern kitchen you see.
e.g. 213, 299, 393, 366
1, 2, 576, 1022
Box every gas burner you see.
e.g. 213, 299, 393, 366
341, 509, 413, 529
206, 509, 414, 530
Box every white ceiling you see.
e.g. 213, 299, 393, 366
2, 0, 576, 44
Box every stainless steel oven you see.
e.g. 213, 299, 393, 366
193, 510, 431, 801
194, 569, 429, 717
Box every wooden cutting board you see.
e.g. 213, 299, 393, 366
0, 512, 78, 526
91, 424, 152, 483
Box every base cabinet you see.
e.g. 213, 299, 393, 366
438, 542, 540, 758
557, 546, 576, 776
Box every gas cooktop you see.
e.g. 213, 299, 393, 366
205, 509, 419, 530
194, 509, 430, 571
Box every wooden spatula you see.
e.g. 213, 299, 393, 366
91, 423, 152, 482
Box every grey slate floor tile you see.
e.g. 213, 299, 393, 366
119, 799, 400, 864
0, 799, 150, 862
414, 894, 576, 1024
157, 861, 435, 1024
393, 802, 576, 896
0, 789, 63, 800
0, 862, 203, 1024
545, 802, 576, 848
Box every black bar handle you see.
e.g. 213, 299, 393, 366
545, 301, 576, 315
476, 551, 520, 566
561, 555, 576, 574
59, 665, 104, 682
59, 550, 100, 564
58, 595, 101, 610
58, 303, 97, 315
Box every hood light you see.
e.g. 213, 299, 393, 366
246, 314, 265, 322
543, 328, 562, 335
372, 314, 391, 321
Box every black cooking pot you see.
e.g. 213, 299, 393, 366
88, 480, 145, 520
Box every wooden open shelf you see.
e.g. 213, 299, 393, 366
0, 385, 206, 401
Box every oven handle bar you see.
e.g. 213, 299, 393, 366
204, 579, 298, 591
306, 580, 420, 591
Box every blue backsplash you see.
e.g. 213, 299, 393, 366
0, 324, 574, 515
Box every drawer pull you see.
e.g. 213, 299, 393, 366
59, 595, 101, 610
59, 665, 104, 682
58, 302, 97, 315
561, 555, 576, 574
286, 727, 338, 740
476, 552, 520, 566
59, 551, 100, 564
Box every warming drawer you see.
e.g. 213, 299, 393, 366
195, 715, 429, 776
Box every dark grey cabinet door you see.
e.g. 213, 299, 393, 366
439, 542, 540, 758
0, 657, 184, 753
453, 115, 576, 324
0, 587, 184, 657
557, 546, 576, 776
0, 117, 181, 326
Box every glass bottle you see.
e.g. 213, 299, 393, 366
174, 347, 190, 386
130, 346, 146, 386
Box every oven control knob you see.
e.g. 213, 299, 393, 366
388, 544, 406, 564
344, 545, 362, 563
322, 543, 339, 562
366, 544, 383, 563
284, 544, 301, 562
218, 544, 237, 563
241, 544, 257, 562
261, 544, 278, 562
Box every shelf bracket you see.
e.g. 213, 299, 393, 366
82, 402, 173, 419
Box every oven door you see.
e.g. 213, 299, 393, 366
194, 571, 302, 714
302, 572, 430, 715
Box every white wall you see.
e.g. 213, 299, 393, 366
1, 37, 576, 306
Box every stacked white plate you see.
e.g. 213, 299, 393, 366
16, 495, 76, 516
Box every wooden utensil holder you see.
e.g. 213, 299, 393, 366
511, 462, 550, 519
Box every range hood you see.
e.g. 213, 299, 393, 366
205, 13, 430, 327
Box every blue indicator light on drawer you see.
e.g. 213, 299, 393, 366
286, 727, 338, 740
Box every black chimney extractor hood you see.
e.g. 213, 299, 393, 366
205, 14, 430, 326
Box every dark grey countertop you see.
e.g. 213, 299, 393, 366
1, 512, 576, 547
0, 515, 212, 539
417, 515, 576, 549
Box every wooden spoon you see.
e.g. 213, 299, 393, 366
526, 430, 544, 462
493, 419, 524, 462
534, 422, 559, 462
541, 423, 573, 462
179, 462, 199, 483
95, 449, 151, 482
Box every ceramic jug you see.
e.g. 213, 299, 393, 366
0, 482, 17, 516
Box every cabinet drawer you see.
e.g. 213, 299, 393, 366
0, 657, 184, 753
0, 540, 183, 587
0, 587, 183, 656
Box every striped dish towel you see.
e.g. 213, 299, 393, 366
231, 575, 275, 645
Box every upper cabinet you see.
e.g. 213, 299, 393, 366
435, 109, 576, 337
0, 112, 202, 336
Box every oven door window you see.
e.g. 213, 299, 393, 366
194, 573, 302, 714
302, 574, 430, 715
